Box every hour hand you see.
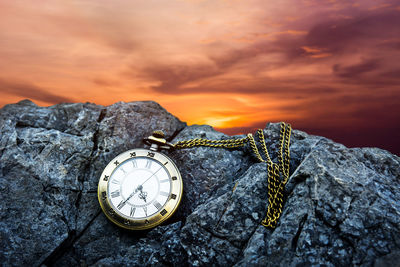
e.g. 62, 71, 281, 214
124, 185, 142, 203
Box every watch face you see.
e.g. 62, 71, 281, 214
97, 148, 183, 230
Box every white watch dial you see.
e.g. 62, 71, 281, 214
98, 148, 183, 230
108, 157, 171, 219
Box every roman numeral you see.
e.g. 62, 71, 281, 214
160, 209, 167, 216
132, 159, 137, 168
112, 179, 120, 185
159, 191, 169, 197
143, 206, 148, 216
145, 160, 152, 169
130, 207, 136, 217
153, 200, 162, 210
117, 201, 126, 210
110, 190, 120, 198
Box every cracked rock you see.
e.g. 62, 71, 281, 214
0, 99, 399, 266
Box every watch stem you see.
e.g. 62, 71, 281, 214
143, 130, 173, 151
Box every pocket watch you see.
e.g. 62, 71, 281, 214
98, 122, 292, 230
97, 130, 183, 230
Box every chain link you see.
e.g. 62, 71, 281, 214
172, 122, 291, 229
173, 136, 249, 149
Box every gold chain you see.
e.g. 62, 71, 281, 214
173, 136, 249, 149
172, 122, 292, 229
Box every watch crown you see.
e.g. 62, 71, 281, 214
144, 130, 173, 151
152, 130, 165, 138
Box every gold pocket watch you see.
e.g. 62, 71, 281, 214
98, 122, 292, 230
97, 131, 183, 230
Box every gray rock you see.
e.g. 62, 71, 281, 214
0, 99, 399, 266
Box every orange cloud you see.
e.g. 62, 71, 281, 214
0, 0, 399, 155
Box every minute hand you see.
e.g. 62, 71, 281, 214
122, 165, 164, 205
139, 165, 163, 187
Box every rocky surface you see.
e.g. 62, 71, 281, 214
0, 99, 399, 266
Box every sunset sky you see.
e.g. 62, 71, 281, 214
0, 0, 399, 155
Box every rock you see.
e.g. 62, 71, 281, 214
0, 100, 185, 266
0, 99, 399, 266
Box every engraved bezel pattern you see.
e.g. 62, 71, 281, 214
97, 148, 183, 230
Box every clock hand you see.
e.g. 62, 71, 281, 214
123, 185, 141, 204
123, 166, 163, 204
139, 165, 164, 187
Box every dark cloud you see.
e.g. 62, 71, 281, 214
267, 9, 400, 62
209, 42, 276, 69
378, 40, 400, 51
331, 59, 400, 88
144, 67, 340, 95
381, 69, 400, 79
0, 78, 74, 104
213, 9, 400, 67
135, 8, 400, 96
142, 64, 222, 93
302, 10, 400, 54
333, 59, 380, 78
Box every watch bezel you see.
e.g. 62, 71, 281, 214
97, 148, 183, 230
